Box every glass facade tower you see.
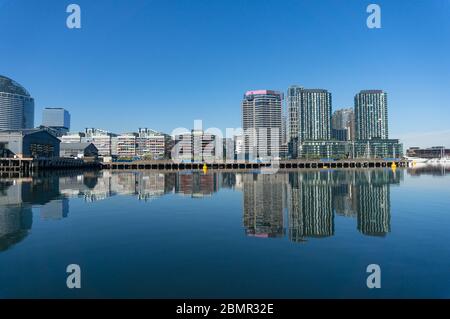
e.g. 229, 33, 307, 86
354, 90, 388, 140
0, 75, 34, 130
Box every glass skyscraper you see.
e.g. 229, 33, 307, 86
242, 90, 283, 159
42, 108, 71, 135
0, 75, 34, 130
354, 90, 388, 140
287, 86, 332, 143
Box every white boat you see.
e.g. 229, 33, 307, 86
405, 156, 429, 164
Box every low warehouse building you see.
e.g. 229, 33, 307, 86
0, 129, 60, 158
60, 142, 98, 158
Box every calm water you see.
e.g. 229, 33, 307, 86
1, 167, 450, 298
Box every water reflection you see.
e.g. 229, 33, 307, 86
242, 174, 286, 238
407, 164, 450, 176
0, 169, 407, 251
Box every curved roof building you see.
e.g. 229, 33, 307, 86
0, 75, 34, 130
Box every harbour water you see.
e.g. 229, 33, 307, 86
0, 167, 449, 298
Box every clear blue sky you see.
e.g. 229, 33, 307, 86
0, 0, 449, 147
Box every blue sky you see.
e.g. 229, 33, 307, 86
0, 0, 449, 147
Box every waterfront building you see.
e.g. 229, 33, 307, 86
298, 90, 401, 159
352, 139, 403, 159
137, 128, 168, 159
60, 132, 86, 143
60, 142, 98, 159
354, 90, 388, 140
117, 133, 138, 158
173, 130, 216, 162
298, 139, 403, 159
287, 86, 332, 158
0, 129, 60, 158
407, 146, 450, 159
281, 113, 287, 145
42, 108, 71, 136
331, 108, 354, 141
84, 128, 117, 157
242, 90, 282, 160
234, 134, 244, 158
173, 132, 193, 162
223, 137, 235, 161
287, 86, 332, 142
287, 86, 301, 145
0, 75, 34, 130
298, 140, 349, 159
352, 90, 404, 158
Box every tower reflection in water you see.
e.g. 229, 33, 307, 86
0, 169, 407, 251
243, 170, 403, 242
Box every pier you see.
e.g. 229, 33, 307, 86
0, 157, 100, 174
0, 158, 409, 173
101, 159, 409, 171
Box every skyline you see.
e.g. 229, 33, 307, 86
1, 0, 449, 148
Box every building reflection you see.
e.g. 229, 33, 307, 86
242, 174, 286, 238
0, 176, 60, 251
407, 165, 450, 176
176, 172, 219, 197
244, 169, 402, 242
0, 169, 405, 251
287, 172, 334, 242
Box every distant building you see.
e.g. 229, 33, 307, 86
60, 132, 86, 143
355, 90, 388, 140
242, 90, 282, 160
331, 108, 354, 141
112, 129, 171, 159
42, 108, 71, 136
406, 146, 450, 159
234, 134, 244, 158
223, 137, 235, 161
117, 133, 138, 158
0, 129, 60, 158
137, 128, 168, 159
173, 130, 216, 162
60, 142, 98, 158
84, 128, 117, 157
0, 75, 34, 130
299, 141, 350, 159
